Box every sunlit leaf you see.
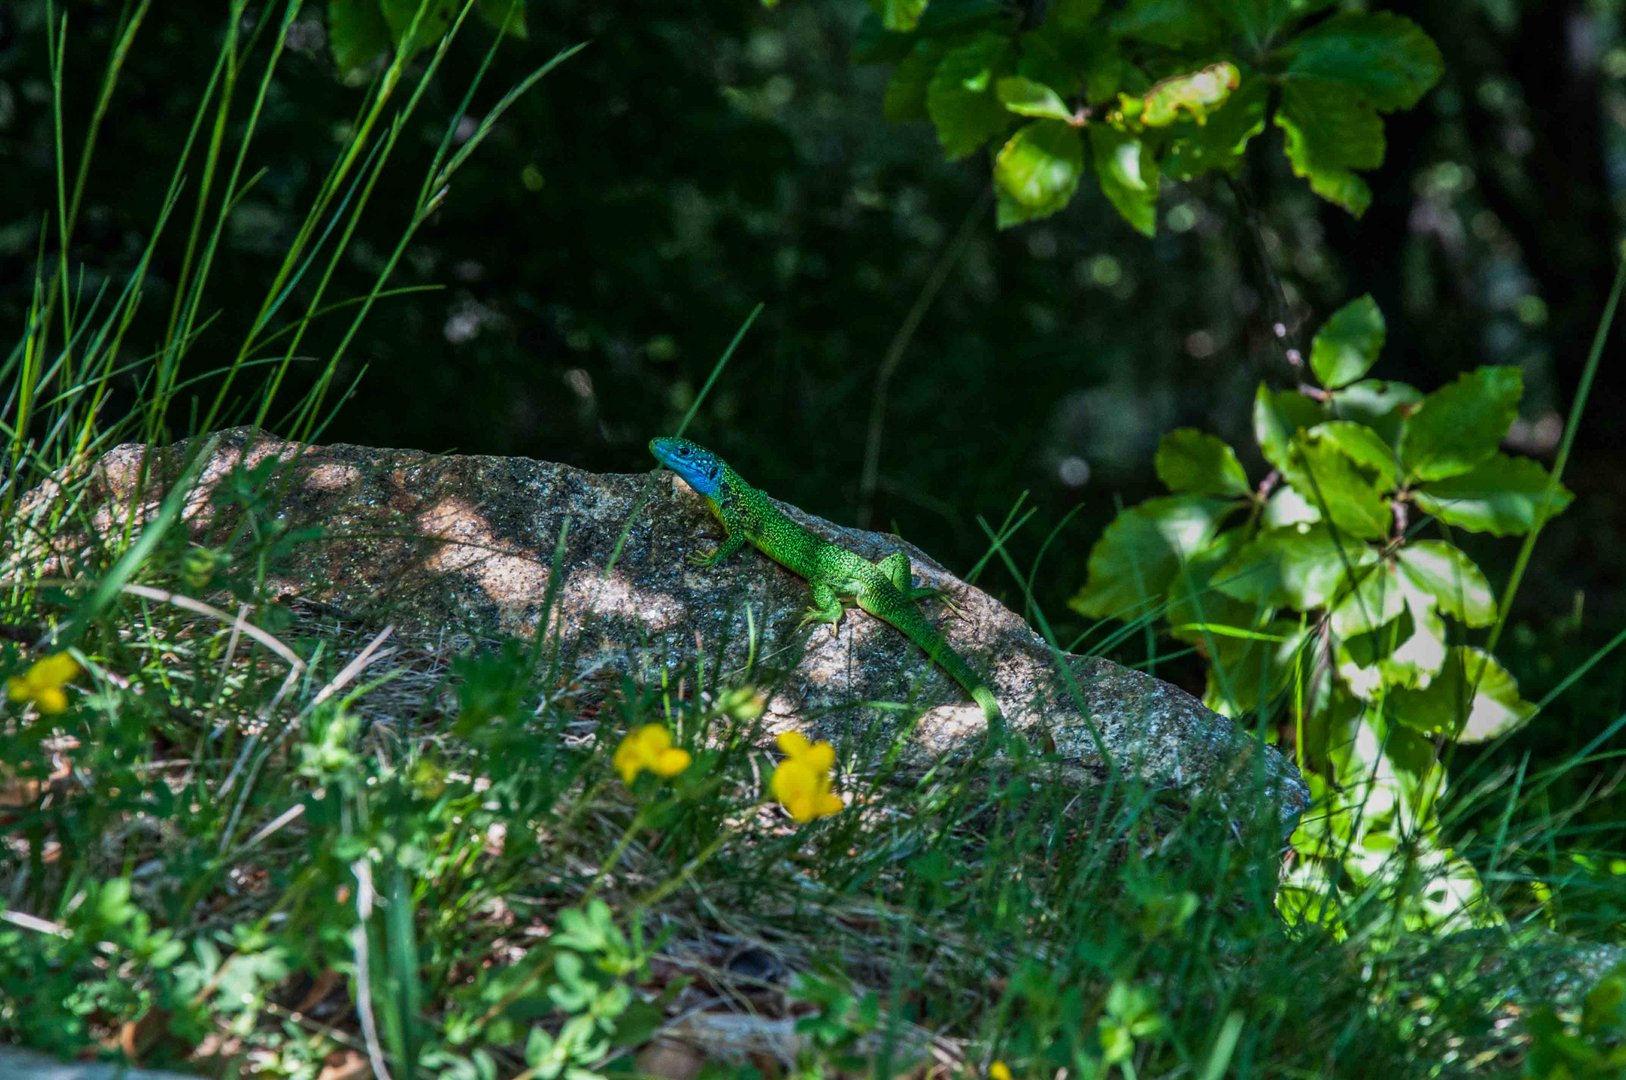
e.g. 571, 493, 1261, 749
994, 120, 1084, 226
1396, 541, 1496, 627
1089, 126, 1159, 235
1155, 428, 1250, 497
1311, 420, 1399, 486
1262, 486, 1321, 528
1216, 524, 1374, 610
1398, 366, 1522, 482
1389, 647, 1537, 742
1329, 378, 1420, 444
1254, 385, 1327, 476
996, 76, 1072, 120
1120, 62, 1240, 128
1338, 601, 1445, 693
1329, 560, 1406, 638
1070, 496, 1237, 618
868, 0, 929, 32
1310, 295, 1385, 389
1413, 453, 1574, 535
1285, 428, 1392, 540
1275, 76, 1383, 216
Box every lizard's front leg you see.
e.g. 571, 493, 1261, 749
797, 583, 846, 637
688, 530, 746, 568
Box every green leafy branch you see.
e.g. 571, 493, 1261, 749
1070, 296, 1571, 929
852, 0, 1442, 230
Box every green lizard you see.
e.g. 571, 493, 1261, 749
650, 436, 1003, 726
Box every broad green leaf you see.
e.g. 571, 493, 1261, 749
1216, 524, 1374, 610
1162, 77, 1268, 180
1311, 420, 1398, 485
869, 0, 929, 32
1386, 595, 1447, 688
1396, 541, 1496, 627
1397, 366, 1522, 482
994, 120, 1084, 226
1261, 486, 1321, 528
1389, 647, 1537, 742
1154, 428, 1250, 497
1285, 428, 1392, 540
1283, 12, 1444, 112
1413, 453, 1574, 536
381, 0, 458, 53
1310, 295, 1385, 388
1339, 585, 1449, 689
329, 0, 392, 72
885, 43, 943, 122
1330, 378, 1420, 444
1070, 496, 1236, 618
1338, 600, 1446, 693
1329, 561, 1406, 637
1275, 76, 1383, 216
996, 76, 1073, 120
477, 0, 527, 38
927, 34, 1013, 160
1254, 385, 1327, 476
1212, 0, 1337, 42
1112, 0, 1226, 47
1089, 126, 1159, 236
1119, 63, 1239, 128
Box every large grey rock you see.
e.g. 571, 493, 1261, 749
14, 427, 1307, 834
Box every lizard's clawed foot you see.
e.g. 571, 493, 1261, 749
796, 609, 844, 637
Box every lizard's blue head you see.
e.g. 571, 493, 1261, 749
649, 437, 724, 498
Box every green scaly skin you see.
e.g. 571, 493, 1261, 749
650, 437, 1003, 726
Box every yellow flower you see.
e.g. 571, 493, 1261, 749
989, 1063, 1013, 1080
6, 652, 80, 715
612, 724, 692, 786
769, 731, 843, 823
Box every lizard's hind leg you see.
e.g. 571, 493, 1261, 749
796, 583, 846, 637
877, 551, 961, 613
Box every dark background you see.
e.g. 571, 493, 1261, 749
3, 2, 1623, 771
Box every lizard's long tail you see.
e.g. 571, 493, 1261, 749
860, 585, 1004, 727
937, 648, 1003, 727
